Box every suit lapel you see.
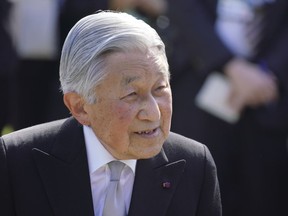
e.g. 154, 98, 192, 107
128, 148, 186, 216
32, 118, 94, 216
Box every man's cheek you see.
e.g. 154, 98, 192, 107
115, 104, 136, 121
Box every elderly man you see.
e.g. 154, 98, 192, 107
0, 11, 221, 216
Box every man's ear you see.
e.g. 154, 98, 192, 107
63, 92, 89, 125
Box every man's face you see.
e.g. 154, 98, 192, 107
83, 50, 172, 160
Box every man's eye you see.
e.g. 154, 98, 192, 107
156, 85, 167, 91
127, 92, 137, 97
121, 92, 137, 100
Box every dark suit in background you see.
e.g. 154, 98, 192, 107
163, 0, 288, 215
0, 117, 221, 216
0, 0, 18, 133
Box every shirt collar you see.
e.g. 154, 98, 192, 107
83, 126, 137, 175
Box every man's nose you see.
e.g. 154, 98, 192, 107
138, 95, 161, 121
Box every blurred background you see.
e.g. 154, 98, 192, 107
1, 0, 288, 215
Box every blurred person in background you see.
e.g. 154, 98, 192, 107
160, 0, 288, 215
0, 0, 18, 135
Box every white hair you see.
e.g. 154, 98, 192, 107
59, 10, 169, 104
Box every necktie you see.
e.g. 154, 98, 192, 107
103, 161, 126, 216
245, 2, 268, 55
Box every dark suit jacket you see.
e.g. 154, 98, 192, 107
0, 0, 18, 128
0, 117, 221, 216
0, 0, 17, 76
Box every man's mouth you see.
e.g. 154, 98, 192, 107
135, 128, 158, 135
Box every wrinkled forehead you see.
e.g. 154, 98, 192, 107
102, 47, 169, 76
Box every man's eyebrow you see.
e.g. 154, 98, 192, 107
121, 76, 140, 85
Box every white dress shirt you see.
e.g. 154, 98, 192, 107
215, 0, 255, 58
215, 0, 272, 58
83, 126, 137, 216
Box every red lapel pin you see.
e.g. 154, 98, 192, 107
162, 181, 171, 189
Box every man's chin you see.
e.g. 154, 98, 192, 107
137, 145, 163, 159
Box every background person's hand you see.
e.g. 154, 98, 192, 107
224, 58, 279, 112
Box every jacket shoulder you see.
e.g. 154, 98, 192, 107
1, 118, 68, 152
165, 132, 207, 156
163, 132, 216, 168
